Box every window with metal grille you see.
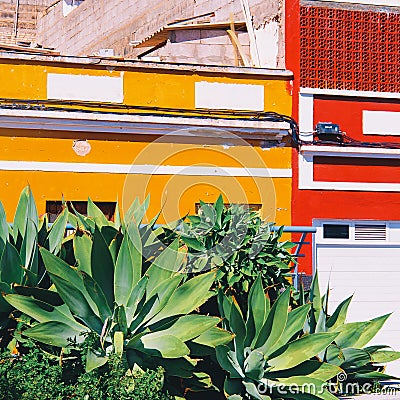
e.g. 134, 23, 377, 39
46, 201, 116, 223
355, 224, 387, 240
300, 5, 400, 93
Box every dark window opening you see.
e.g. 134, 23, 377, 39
323, 224, 350, 239
46, 201, 116, 223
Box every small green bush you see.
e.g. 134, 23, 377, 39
0, 343, 172, 400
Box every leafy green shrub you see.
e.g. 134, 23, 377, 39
175, 196, 296, 304
0, 342, 172, 400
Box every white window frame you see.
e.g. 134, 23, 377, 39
299, 145, 400, 191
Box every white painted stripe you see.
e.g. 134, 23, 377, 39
299, 93, 314, 141
195, 81, 264, 111
0, 161, 292, 178
300, 87, 400, 100
301, 144, 400, 156
363, 110, 400, 136
47, 73, 124, 103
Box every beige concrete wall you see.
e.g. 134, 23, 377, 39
0, 0, 53, 44
36, 0, 285, 68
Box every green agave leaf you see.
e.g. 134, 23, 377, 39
268, 332, 338, 371
151, 355, 196, 378
371, 350, 400, 363
272, 304, 311, 353
125, 275, 148, 324
81, 271, 112, 321
13, 186, 29, 241
40, 248, 98, 314
114, 232, 140, 306
73, 233, 92, 275
229, 299, 246, 366
146, 239, 183, 295
244, 350, 265, 380
243, 381, 271, 400
24, 321, 85, 348
255, 287, 291, 356
309, 273, 322, 331
21, 187, 38, 272
5, 294, 86, 332
86, 349, 109, 372
140, 274, 183, 327
192, 326, 234, 348
334, 314, 391, 348
124, 195, 149, 226
325, 295, 353, 330
140, 332, 189, 358
150, 271, 215, 323
1, 241, 23, 285
325, 344, 344, 366
0, 201, 8, 251
266, 360, 341, 382
216, 345, 245, 379
47, 208, 68, 254
341, 348, 371, 369
91, 226, 114, 308
224, 377, 244, 397
160, 315, 221, 342
12, 285, 63, 306
87, 198, 109, 227
0, 282, 13, 313
245, 275, 266, 348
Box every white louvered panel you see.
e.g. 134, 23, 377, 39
354, 224, 386, 241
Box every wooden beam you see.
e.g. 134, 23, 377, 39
226, 30, 250, 67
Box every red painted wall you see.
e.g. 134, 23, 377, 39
314, 96, 400, 142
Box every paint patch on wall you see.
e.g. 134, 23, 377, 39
47, 73, 123, 103
363, 110, 400, 136
195, 81, 264, 111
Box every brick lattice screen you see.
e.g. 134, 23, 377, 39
300, 5, 400, 92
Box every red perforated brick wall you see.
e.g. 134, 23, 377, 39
300, 6, 400, 92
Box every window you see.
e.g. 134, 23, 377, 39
46, 201, 116, 223
323, 224, 350, 239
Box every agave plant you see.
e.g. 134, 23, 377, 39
301, 273, 400, 390
216, 276, 341, 400
0, 187, 68, 347
4, 199, 233, 391
171, 196, 296, 306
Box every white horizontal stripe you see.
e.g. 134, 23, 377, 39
300, 145, 400, 156
363, 110, 400, 136
300, 87, 400, 100
47, 73, 124, 103
0, 161, 292, 178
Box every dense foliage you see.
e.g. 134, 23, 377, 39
0, 188, 399, 400
0, 341, 171, 400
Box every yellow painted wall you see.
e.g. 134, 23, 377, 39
0, 58, 293, 225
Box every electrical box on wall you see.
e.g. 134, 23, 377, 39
315, 122, 342, 143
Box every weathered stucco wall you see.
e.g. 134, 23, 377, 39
36, 0, 285, 68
